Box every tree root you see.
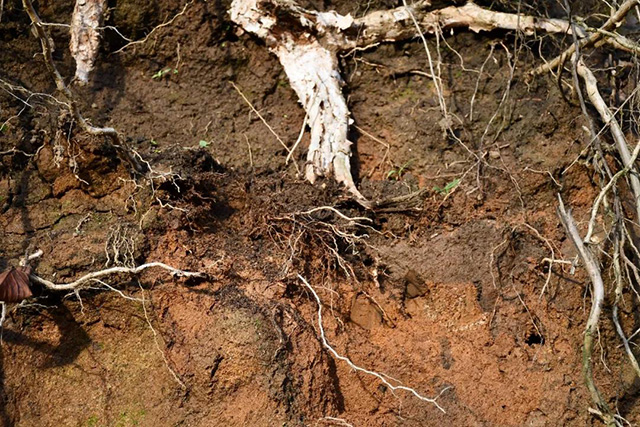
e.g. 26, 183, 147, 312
70, 0, 107, 84
30, 262, 204, 292
229, 0, 622, 202
298, 274, 449, 413
23, 0, 147, 174
557, 196, 618, 427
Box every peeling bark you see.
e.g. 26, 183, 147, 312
229, 0, 580, 199
70, 0, 107, 84
230, 0, 364, 199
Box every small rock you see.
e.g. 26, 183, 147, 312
405, 269, 428, 298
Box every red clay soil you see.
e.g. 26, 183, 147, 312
1, 0, 640, 426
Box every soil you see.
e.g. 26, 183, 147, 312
1, 0, 640, 426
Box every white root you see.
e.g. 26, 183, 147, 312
70, 0, 107, 84
349, 1, 579, 49
229, 0, 585, 201
557, 196, 617, 426
30, 262, 204, 291
576, 60, 640, 224
230, 0, 363, 200
297, 274, 448, 412
277, 43, 356, 195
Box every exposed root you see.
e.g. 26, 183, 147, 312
575, 59, 640, 223
138, 283, 187, 389
557, 195, 618, 427
531, 0, 639, 77
229, 0, 587, 202
230, 81, 300, 175
23, 0, 147, 174
69, 0, 107, 84
30, 262, 204, 292
114, 1, 193, 54
298, 274, 449, 413
268, 206, 374, 278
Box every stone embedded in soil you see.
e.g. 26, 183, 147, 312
350, 294, 383, 329
404, 268, 429, 298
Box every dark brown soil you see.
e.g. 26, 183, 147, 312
2, 0, 640, 426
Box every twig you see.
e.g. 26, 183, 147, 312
297, 274, 448, 412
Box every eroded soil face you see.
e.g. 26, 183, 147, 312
1, 0, 639, 426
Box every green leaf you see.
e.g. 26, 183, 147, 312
433, 178, 461, 195
443, 178, 461, 193
150, 139, 158, 146
199, 140, 209, 148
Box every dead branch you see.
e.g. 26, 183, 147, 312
297, 274, 448, 412
557, 195, 617, 427
22, 0, 147, 174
